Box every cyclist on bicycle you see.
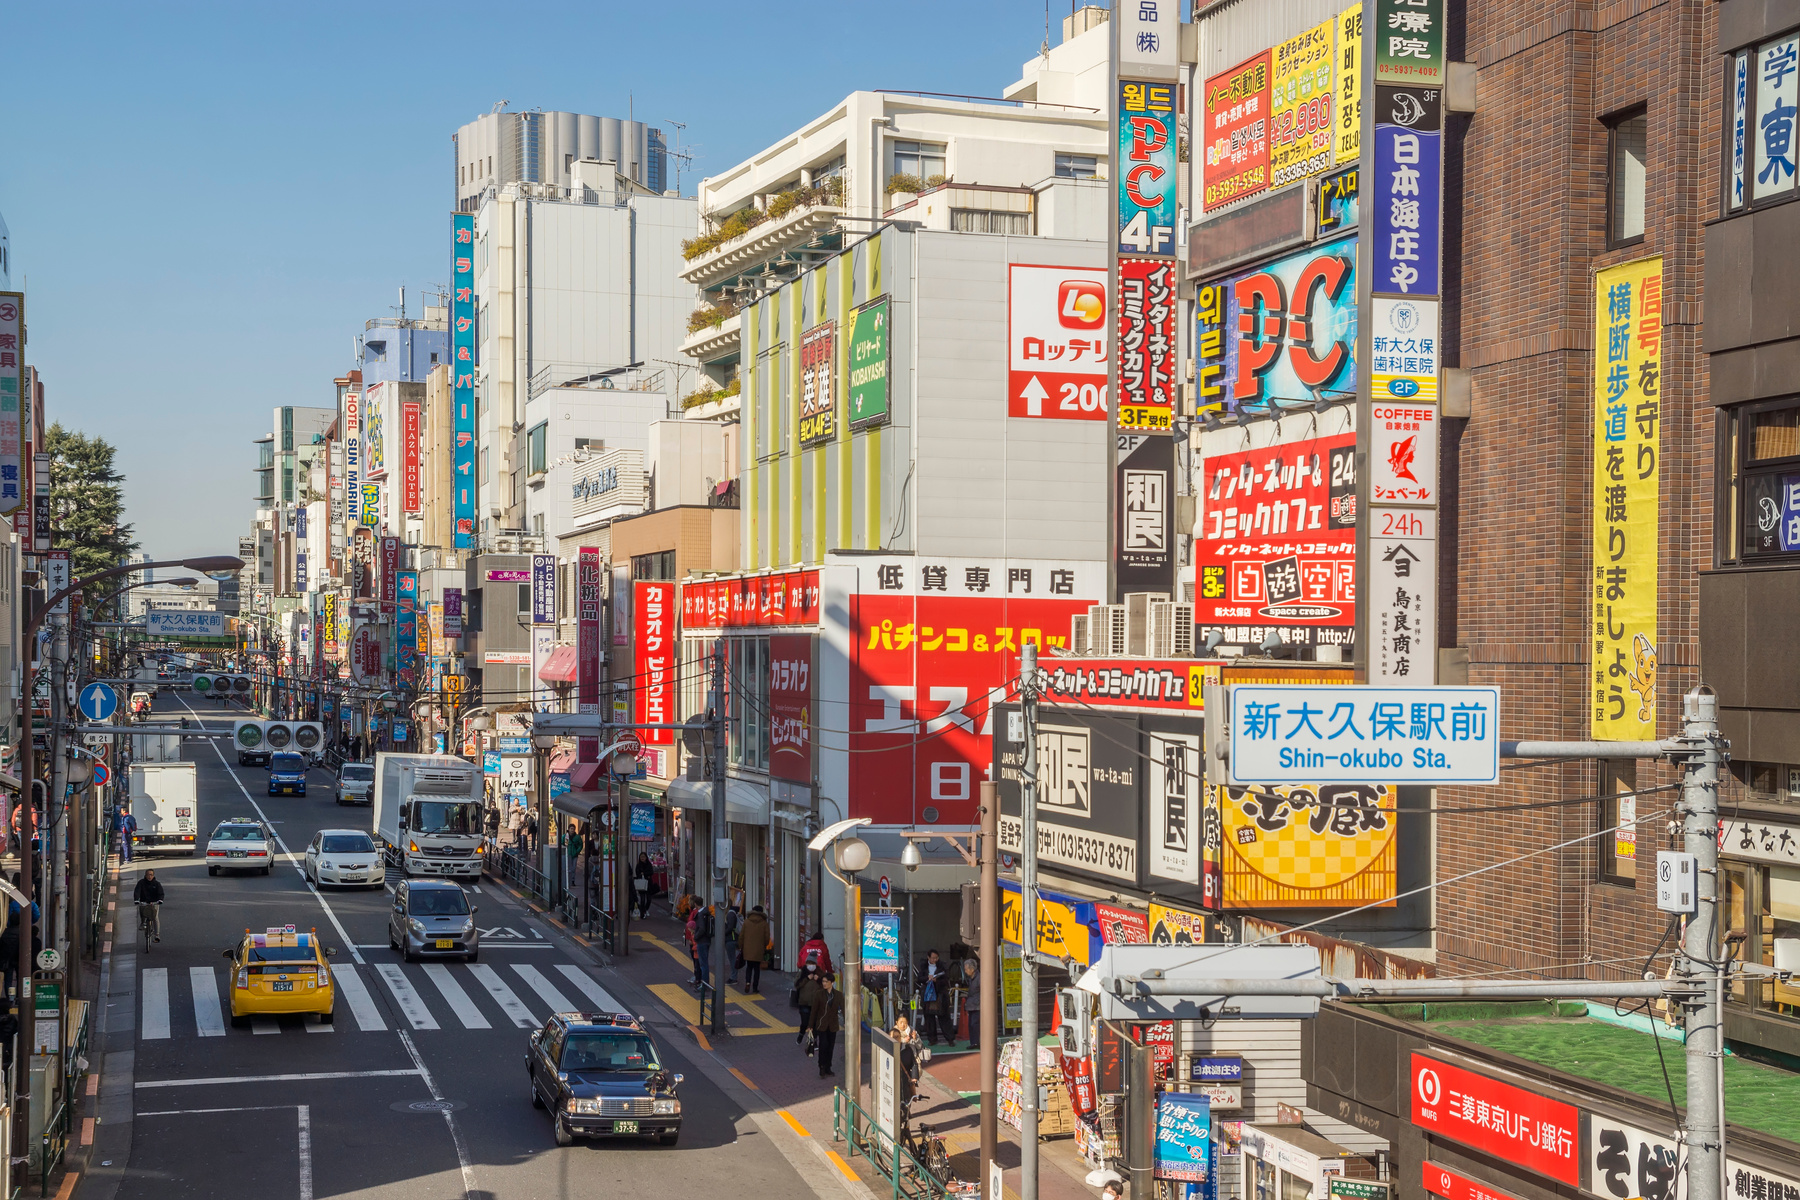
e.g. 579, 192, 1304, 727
133, 870, 165, 942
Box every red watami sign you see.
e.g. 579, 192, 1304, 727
1410, 1054, 1578, 1186
1422, 1161, 1524, 1200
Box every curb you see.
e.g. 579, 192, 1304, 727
71, 860, 134, 1200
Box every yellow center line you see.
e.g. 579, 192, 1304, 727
778, 1109, 810, 1138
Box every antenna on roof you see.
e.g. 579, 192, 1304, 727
491, 99, 509, 114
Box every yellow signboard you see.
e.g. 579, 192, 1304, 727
1213, 781, 1398, 907
1591, 256, 1662, 740
1147, 902, 1208, 944
1334, 4, 1363, 165
1000, 886, 1093, 965
1269, 17, 1339, 189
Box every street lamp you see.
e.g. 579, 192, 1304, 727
810, 817, 873, 1104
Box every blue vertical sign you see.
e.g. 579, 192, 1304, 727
1372, 123, 1441, 296
451, 214, 478, 549
396, 569, 419, 682
1118, 79, 1178, 255
1154, 1093, 1211, 1181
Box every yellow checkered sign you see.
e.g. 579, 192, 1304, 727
1212, 781, 1397, 907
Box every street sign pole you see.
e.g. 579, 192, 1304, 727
1019, 641, 1040, 1200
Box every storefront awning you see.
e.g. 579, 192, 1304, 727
568, 761, 606, 792
548, 747, 577, 774
536, 646, 578, 683
667, 776, 775, 826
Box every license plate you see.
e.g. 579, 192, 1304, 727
229, 850, 246, 858
273, 982, 293, 992
614, 1120, 638, 1134
434, 939, 455, 949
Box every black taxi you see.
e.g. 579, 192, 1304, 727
525, 1011, 683, 1146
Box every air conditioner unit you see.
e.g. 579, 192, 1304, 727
1123, 592, 1170, 657
1086, 604, 1126, 655
1069, 614, 1089, 655
1149, 600, 1195, 658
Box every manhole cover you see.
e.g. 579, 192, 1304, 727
391, 1100, 465, 1113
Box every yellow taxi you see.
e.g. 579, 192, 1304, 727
224, 926, 337, 1027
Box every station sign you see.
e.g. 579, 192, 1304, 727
1228, 685, 1500, 784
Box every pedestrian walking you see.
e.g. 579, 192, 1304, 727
723, 903, 743, 987
634, 853, 654, 918
917, 948, 949, 1045
794, 963, 823, 1045
684, 903, 702, 985
797, 930, 834, 975
812, 974, 845, 1078
962, 959, 980, 1049
116, 807, 137, 863
693, 903, 716, 992
507, 805, 523, 848
738, 905, 771, 994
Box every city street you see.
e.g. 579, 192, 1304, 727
94, 694, 836, 1200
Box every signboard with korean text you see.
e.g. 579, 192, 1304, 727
1268, 17, 1338, 190
1118, 80, 1178, 256
1117, 435, 1174, 588
1197, 236, 1358, 413
1008, 264, 1109, 421
1154, 1093, 1211, 1181
1591, 257, 1662, 740
1374, 0, 1445, 87
799, 320, 837, 446
0, 293, 22, 515
996, 707, 1140, 885
848, 295, 890, 429
1202, 52, 1272, 212
830, 556, 1103, 826
1369, 508, 1436, 684
531, 554, 556, 625
1229, 685, 1501, 784
633, 581, 674, 746
401, 401, 422, 513
997, 880, 1097, 965
1195, 425, 1357, 654
1410, 1054, 1578, 1187
1335, 5, 1364, 164
769, 633, 812, 784
681, 569, 821, 629
451, 213, 477, 548
1373, 123, 1441, 296
1116, 259, 1177, 432
1147, 728, 1201, 885
1036, 658, 1210, 712
577, 547, 602, 761
1217, 778, 1397, 907
1371, 297, 1440, 407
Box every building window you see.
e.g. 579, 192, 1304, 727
1718, 399, 1800, 564
892, 140, 947, 182
574, 437, 598, 451
950, 209, 1033, 235
527, 422, 548, 475
1721, 862, 1800, 1018
1055, 153, 1100, 180
1606, 107, 1647, 246
728, 636, 769, 771
631, 550, 675, 581
1600, 760, 1638, 884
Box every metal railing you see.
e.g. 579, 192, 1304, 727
832, 1090, 958, 1200
38, 1096, 70, 1196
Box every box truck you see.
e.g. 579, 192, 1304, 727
372, 753, 484, 880
130, 762, 199, 855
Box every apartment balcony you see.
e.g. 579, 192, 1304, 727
679, 202, 846, 291
679, 311, 742, 366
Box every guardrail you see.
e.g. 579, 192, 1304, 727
832, 1090, 958, 1200
38, 1095, 70, 1196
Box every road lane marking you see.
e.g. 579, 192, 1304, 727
553, 964, 623, 1012
374, 963, 440, 1030
141, 968, 170, 1040
298, 1104, 314, 1200
136, 1068, 424, 1089
190, 967, 227, 1037
329, 964, 387, 1031
304, 1014, 334, 1034
422, 964, 490, 1029
467, 963, 537, 1027
397, 1030, 478, 1200
510, 963, 574, 1013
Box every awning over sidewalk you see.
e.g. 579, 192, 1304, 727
667, 776, 778, 826
536, 646, 578, 683
568, 762, 605, 792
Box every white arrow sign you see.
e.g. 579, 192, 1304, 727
1020, 375, 1049, 417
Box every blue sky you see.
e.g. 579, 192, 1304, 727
4, 2, 1057, 563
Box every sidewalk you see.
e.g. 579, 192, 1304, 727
582, 904, 1099, 1200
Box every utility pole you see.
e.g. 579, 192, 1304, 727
978, 782, 1000, 1199
1019, 640, 1041, 1200
709, 641, 726, 1036
1679, 688, 1725, 1200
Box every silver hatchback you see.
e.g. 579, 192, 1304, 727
389, 880, 479, 962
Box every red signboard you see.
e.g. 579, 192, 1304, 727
577, 547, 602, 762
1194, 429, 1356, 653
1410, 1054, 1579, 1186
1062, 1052, 1098, 1119
681, 570, 821, 630
1116, 258, 1177, 433
633, 582, 674, 746
1422, 1162, 1524, 1200
1035, 657, 1208, 712
1095, 902, 1150, 944
401, 401, 422, 513
769, 633, 813, 784
349, 625, 382, 684
1131, 1021, 1176, 1080
1202, 50, 1272, 211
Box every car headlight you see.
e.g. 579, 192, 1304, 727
321, 861, 334, 869
408, 918, 425, 933
572, 1098, 603, 1114
460, 919, 474, 934
653, 1100, 679, 1115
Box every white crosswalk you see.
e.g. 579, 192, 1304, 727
138, 959, 628, 1039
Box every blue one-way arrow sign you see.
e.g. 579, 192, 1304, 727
78, 683, 119, 723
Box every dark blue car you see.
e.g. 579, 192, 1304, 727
268, 751, 308, 796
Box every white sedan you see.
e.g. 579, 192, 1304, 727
303, 829, 383, 889
205, 820, 274, 876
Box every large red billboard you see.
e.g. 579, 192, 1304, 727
1410, 1054, 1579, 1186
1194, 428, 1356, 654
682, 569, 820, 630
769, 633, 812, 784
633, 581, 674, 745
829, 557, 1103, 826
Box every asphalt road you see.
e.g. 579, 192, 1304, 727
104, 694, 826, 1200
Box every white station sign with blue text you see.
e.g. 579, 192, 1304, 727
1228, 685, 1501, 784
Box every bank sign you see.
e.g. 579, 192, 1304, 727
1228, 685, 1500, 784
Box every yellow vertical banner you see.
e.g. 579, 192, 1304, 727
1334, 3, 1362, 165
1591, 256, 1663, 740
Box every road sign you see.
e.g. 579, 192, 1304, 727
1227, 685, 1501, 785
82, 732, 114, 747
878, 875, 891, 902
91, 762, 110, 789
78, 683, 118, 723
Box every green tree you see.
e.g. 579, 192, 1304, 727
47, 423, 140, 609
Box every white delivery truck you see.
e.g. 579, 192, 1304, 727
130, 761, 199, 856
130, 732, 184, 763
372, 753, 485, 880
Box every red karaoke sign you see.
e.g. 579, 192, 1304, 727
633, 581, 675, 746
1410, 1055, 1578, 1186
1422, 1162, 1524, 1200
